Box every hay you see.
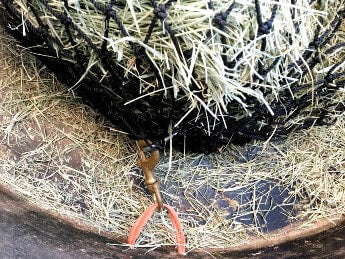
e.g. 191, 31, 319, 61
2, 0, 345, 152
12, 0, 339, 113
0, 23, 344, 253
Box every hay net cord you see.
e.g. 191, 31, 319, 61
1, 0, 345, 153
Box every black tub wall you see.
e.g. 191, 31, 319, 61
1, 189, 344, 258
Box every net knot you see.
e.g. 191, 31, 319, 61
154, 4, 168, 20
61, 16, 72, 26
104, 4, 114, 17
214, 12, 227, 29
258, 21, 273, 36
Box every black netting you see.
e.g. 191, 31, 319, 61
1, 0, 344, 153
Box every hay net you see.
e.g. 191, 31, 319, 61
1, 0, 345, 152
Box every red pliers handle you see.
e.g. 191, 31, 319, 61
128, 203, 185, 255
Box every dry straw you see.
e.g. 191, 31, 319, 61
0, 16, 344, 252
8, 0, 345, 129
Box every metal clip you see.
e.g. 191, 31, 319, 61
136, 140, 163, 209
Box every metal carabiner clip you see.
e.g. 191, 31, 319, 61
136, 140, 163, 209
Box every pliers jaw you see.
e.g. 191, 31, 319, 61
136, 140, 163, 209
